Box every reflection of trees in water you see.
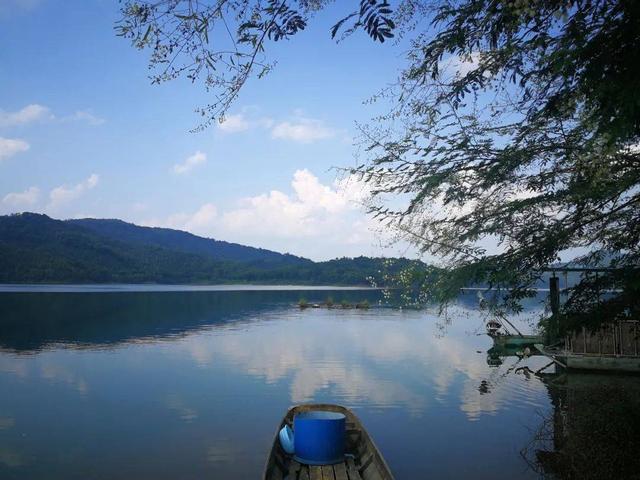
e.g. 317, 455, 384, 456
10, 288, 540, 353
0, 290, 382, 352
423, 290, 546, 341
521, 373, 640, 479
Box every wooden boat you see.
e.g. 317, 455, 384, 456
490, 333, 544, 347
263, 403, 395, 480
485, 318, 543, 347
534, 343, 640, 373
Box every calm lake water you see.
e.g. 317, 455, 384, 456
0, 287, 635, 479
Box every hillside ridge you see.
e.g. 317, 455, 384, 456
0, 213, 419, 285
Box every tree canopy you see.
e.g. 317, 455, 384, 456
118, 0, 640, 329
116, 0, 395, 129
354, 0, 640, 328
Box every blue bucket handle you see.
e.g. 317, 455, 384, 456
279, 425, 295, 454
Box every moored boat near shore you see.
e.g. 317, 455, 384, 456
263, 404, 394, 480
490, 333, 545, 347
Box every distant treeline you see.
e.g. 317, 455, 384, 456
0, 213, 422, 285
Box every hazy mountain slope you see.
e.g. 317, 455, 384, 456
0, 213, 416, 285
67, 218, 311, 267
0, 213, 240, 283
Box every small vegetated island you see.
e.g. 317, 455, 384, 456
0, 212, 421, 285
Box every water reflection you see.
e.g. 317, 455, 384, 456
0, 449, 25, 468
165, 393, 199, 423
0, 290, 571, 479
523, 372, 640, 479
0, 417, 15, 430
0, 290, 381, 352
190, 306, 550, 419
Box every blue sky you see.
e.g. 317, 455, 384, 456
0, 0, 418, 260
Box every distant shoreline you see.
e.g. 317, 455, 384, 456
0, 284, 379, 293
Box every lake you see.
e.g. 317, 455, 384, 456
0, 287, 636, 479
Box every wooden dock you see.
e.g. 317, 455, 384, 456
536, 320, 640, 373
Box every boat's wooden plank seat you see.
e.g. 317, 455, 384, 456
321, 465, 335, 480
334, 462, 349, 480
310, 465, 322, 480
297, 462, 310, 480
286, 460, 365, 480
346, 457, 363, 480
271, 446, 384, 480
289, 460, 302, 478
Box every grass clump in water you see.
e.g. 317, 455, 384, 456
355, 300, 370, 309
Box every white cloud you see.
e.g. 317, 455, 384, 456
271, 118, 335, 143
438, 52, 490, 80
132, 202, 148, 213
48, 174, 99, 209
0, 104, 52, 127
0, 0, 43, 17
257, 117, 275, 129
69, 110, 105, 126
0, 137, 29, 161
0, 104, 104, 127
217, 114, 250, 133
146, 203, 218, 235
140, 170, 405, 259
172, 151, 207, 175
217, 111, 275, 134
2, 186, 39, 207
214, 108, 337, 143
141, 171, 378, 258
222, 169, 368, 238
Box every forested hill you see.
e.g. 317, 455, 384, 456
0, 213, 419, 285
67, 217, 310, 267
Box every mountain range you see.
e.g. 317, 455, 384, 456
0, 213, 418, 285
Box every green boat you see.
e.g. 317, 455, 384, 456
486, 319, 543, 347
490, 334, 544, 347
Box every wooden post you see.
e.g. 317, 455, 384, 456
548, 275, 561, 344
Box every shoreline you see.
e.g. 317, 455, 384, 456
0, 283, 379, 293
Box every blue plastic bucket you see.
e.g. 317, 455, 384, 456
293, 410, 345, 465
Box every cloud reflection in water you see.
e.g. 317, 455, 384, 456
176, 306, 549, 419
